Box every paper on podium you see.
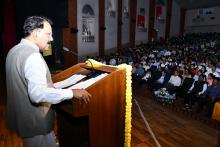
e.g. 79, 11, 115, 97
54, 74, 86, 89
68, 73, 108, 89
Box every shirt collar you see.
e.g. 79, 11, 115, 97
20, 39, 39, 51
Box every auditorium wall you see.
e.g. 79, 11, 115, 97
185, 6, 220, 33
77, 0, 152, 56
135, 0, 149, 44
76, 0, 182, 57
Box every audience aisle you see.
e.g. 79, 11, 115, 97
131, 86, 220, 147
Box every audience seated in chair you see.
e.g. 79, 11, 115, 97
184, 74, 207, 110
176, 71, 194, 98
163, 70, 182, 94
138, 70, 151, 87
196, 77, 220, 117
150, 70, 166, 90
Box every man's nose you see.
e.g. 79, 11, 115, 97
50, 35, 53, 42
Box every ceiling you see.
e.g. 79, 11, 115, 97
175, 0, 220, 9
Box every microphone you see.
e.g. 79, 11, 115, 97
63, 47, 81, 59
62, 47, 96, 77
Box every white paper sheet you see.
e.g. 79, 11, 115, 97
54, 74, 86, 89
68, 73, 108, 89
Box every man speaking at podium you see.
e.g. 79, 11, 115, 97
5, 16, 91, 147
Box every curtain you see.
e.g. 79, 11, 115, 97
2, 0, 17, 53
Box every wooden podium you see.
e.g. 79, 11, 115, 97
52, 63, 126, 147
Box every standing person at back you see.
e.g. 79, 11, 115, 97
5, 16, 91, 147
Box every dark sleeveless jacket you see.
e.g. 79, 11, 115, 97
191, 81, 206, 94
5, 41, 55, 138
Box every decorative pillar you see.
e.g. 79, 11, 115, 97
99, 0, 105, 57
117, 0, 122, 53
165, 0, 172, 39
179, 8, 186, 36
129, 0, 137, 48
148, 0, 156, 41
63, 0, 78, 67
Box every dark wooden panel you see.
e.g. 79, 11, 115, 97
148, 0, 156, 41
63, 0, 78, 67
117, 0, 122, 53
57, 110, 89, 147
99, 0, 105, 57
129, 0, 137, 48
180, 8, 186, 36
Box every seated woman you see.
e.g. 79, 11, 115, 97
206, 73, 215, 86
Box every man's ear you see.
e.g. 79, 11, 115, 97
32, 29, 39, 40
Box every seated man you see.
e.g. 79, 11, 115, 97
132, 63, 145, 87
164, 70, 182, 94
197, 77, 220, 117
138, 70, 151, 86
184, 74, 207, 109
176, 73, 194, 98
151, 70, 166, 90
147, 69, 164, 90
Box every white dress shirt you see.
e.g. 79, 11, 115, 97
168, 75, 181, 87
23, 39, 73, 104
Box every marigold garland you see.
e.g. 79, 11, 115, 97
118, 64, 132, 147
86, 59, 132, 147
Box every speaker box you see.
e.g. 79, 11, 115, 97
0, 0, 3, 33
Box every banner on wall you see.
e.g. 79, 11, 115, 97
155, 0, 165, 18
82, 4, 95, 43
156, 5, 162, 18
137, 8, 147, 32
137, 15, 145, 28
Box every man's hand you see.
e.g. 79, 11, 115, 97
72, 89, 91, 104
